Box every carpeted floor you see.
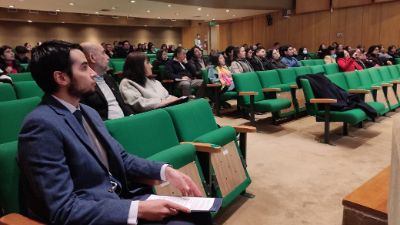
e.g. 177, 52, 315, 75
212, 108, 396, 225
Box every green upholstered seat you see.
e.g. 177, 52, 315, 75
110, 60, 124, 74
13, 81, 44, 99
388, 65, 400, 80
0, 97, 40, 144
233, 72, 291, 124
345, 71, 365, 90
310, 65, 325, 74
395, 58, 400, 65
327, 73, 350, 90
323, 63, 339, 75
277, 68, 297, 85
165, 99, 251, 207
0, 141, 20, 214
368, 68, 385, 86
294, 66, 312, 76
300, 59, 324, 66
300, 78, 369, 144
0, 83, 17, 102
378, 66, 394, 82
19, 63, 29, 71
8, 72, 33, 82
257, 70, 290, 92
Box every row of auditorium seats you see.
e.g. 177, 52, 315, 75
0, 99, 256, 223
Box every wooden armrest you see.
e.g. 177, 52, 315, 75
181, 142, 221, 153
162, 79, 175, 84
290, 84, 299, 89
262, 88, 281, 93
232, 125, 257, 133
0, 213, 44, 225
135, 177, 161, 186
207, 83, 222, 88
381, 83, 393, 87
238, 91, 258, 96
348, 89, 370, 94
310, 98, 337, 104
371, 86, 382, 90
391, 80, 400, 84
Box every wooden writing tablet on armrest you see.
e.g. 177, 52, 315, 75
238, 91, 258, 96
232, 125, 257, 133
348, 89, 371, 94
262, 88, 281, 93
310, 98, 337, 104
207, 83, 222, 88
0, 213, 44, 225
180, 142, 221, 153
290, 84, 299, 89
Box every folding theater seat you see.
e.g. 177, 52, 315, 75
233, 72, 291, 124
105, 109, 208, 196
0, 83, 17, 102
13, 81, 44, 99
310, 65, 325, 74
8, 72, 33, 82
0, 141, 44, 225
323, 63, 340, 75
165, 99, 256, 207
300, 78, 369, 144
294, 66, 312, 76
368, 67, 399, 111
0, 97, 41, 144
378, 66, 400, 105
387, 65, 400, 99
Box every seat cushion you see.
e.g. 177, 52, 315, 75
0, 141, 20, 213
317, 108, 367, 124
367, 102, 386, 116
148, 144, 196, 169
254, 98, 291, 113
194, 126, 236, 147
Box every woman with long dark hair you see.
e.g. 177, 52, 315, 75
230, 46, 254, 74
0, 45, 22, 75
119, 52, 179, 112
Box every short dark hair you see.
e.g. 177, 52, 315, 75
0, 45, 13, 56
187, 46, 202, 61
123, 52, 147, 87
155, 49, 167, 61
209, 52, 223, 66
173, 47, 185, 58
224, 46, 234, 56
15, 46, 28, 54
30, 40, 82, 94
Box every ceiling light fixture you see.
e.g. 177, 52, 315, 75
212, 18, 215, 21
146, 9, 151, 13
27, 20, 32, 23
157, 16, 161, 19
171, 19, 176, 22
95, 11, 99, 14
168, 4, 172, 7
197, 8, 202, 11
111, 6, 116, 10
61, 21, 65, 23
69, 2, 74, 6
130, 0, 135, 2
144, 24, 148, 27
9, 5, 15, 8
56, 9, 61, 12
226, 9, 230, 13
206, 14, 209, 17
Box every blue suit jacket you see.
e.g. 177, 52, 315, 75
18, 95, 164, 225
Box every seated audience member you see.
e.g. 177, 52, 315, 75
297, 47, 310, 61
208, 52, 235, 92
152, 49, 170, 74
187, 46, 207, 79
104, 43, 115, 58
250, 47, 267, 71
272, 42, 280, 50
337, 44, 344, 52
367, 45, 387, 66
80, 42, 133, 120
165, 47, 204, 97
160, 43, 168, 51
266, 49, 287, 70
245, 48, 254, 61
18, 40, 211, 225
15, 45, 30, 64
115, 40, 133, 58
168, 45, 176, 53
224, 45, 235, 67
353, 48, 376, 69
388, 45, 399, 59
322, 46, 337, 64
331, 42, 339, 49
231, 46, 254, 74
280, 45, 301, 68
378, 44, 394, 65
318, 43, 328, 59
0, 45, 22, 75
147, 43, 156, 54
120, 52, 181, 112
337, 50, 363, 72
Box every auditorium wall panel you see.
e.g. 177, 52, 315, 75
0, 21, 182, 48
214, 1, 400, 51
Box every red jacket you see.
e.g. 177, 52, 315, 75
337, 57, 363, 72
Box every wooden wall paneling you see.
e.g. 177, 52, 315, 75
243, 19, 255, 44
287, 16, 303, 49
374, 0, 396, 3
329, 8, 347, 45
230, 20, 244, 46
361, 4, 382, 48
296, 0, 331, 14
182, 21, 209, 49
300, 13, 316, 50
253, 15, 266, 46
378, 1, 400, 47
344, 6, 364, 47
333, 0, 373, 9
274, 16, 290, 45
263, 12, 279, 48
218, 23, 231, 51
313, 11, 332, 51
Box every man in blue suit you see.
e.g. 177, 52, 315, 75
18, 40, 211, 225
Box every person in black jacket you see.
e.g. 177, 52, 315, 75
80, 42, 133, 120
115, 40, 133, 58
186, 46, 207, 79
250, 46, 267, 71
165, 47, 203, 97
265, 49, 287, 70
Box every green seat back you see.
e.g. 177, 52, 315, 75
397, 65, 400, 74
299, 79, 318, 115
327, 73, 349, 90
395, 58, 400, 65
277, 68, 297, 84
20, 63, 29, 71
378, 66, 392, 82
111, 61, 125, 73
13, 81, 44, 99
368, 68, 383, 84
313, 59, 325, 65
387, 65, 400, 80
257, 70, 282, 87
233, 72, 264, 105
310, 65, 325, 74
300, 60, 314, 66
294, 66, 312, 76
105, 109, 179, 158
357, 70, 374, 87
0, 97, 40, 143
344, 71, 363, 89
308, 52, 318, 59
0, 83, 17, 102
323, 64, 339, 75
0, 141, 20, 214
158, 65, 167, 80
201, 69, 208, 83
165, 99, 218, 142
8, 72, 33, 82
